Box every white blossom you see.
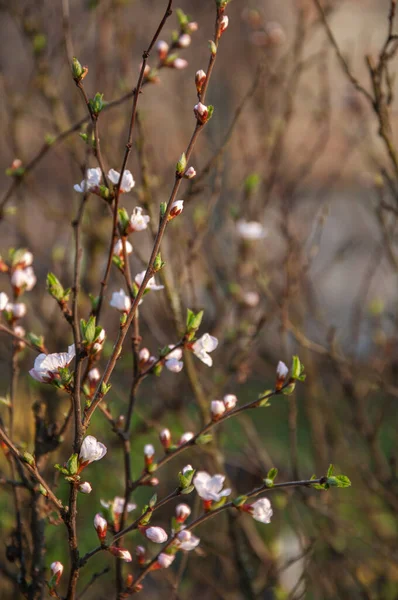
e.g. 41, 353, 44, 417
276, 361, 289, 379
79, 436, 107, 465
165, 357, 184, 373
184, 166, 196, 179
145, 526, 168, 543
177, 529, 200, 551
236, 220, 266, 241
178, 34, 191, 48
249, 498, 273, 524
74, 168, 102, 193
18, 251, 33, 267
243, 291, 260, 307
144, 444, 155, 458
129, 207, 150, 232
192, 333, 218, 367
94, 513, 107, 538
50, 561, 63, 575
179, 432, 194, 445
110, 289, 131, 312
157, 553, 175, 568
6, 303, 26, 319
211, 400, 226, 419
29, 345, 75, 382
0, 292, 9, 310
88, 368, 100, 383
223, 394, 238, 410
100, 496, 136, 515
220, 15, 229, 33
11, 267, 36, 291
193, 471, 231, 502
108, 168, 135, 193
113, 239, 133, 258
134, 271, 164, 292
173, 58, 188, 70
79, 482, 92, 494
169, 200, 184, 219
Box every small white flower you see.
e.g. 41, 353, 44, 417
113, 239, 133, 258
108, 169, 135, 193
11, 267, 36, 291
236, 220, 266, 241
18, 251, 33, 267
79, 482, 92, 494
88, 368, 100, 383
6, 303, 27, 319
0, 292, 9, 310
165, 357, 184, 373
134, 271, 164, 292
100, 496, 136, 515
79, 436, 107, 465
243, 291, 260, 308
184, 166, 196, 179
110, 289, 131, 312
144, 444, 155, 458
178, 34, 191, 48
179, 432, 194, 445
192, 333, 218, 367
157, 553, 175, 568
145, 526, 168, 543
177, 529, 200, 551
249, 498, 273, 524
29, 345, 76, 382
74, 167, 102, 193
276, 361, 289, 379
193, 471, 231, 502
223, 394, 238, 410
175, 503, 191, 522
50, 561, 63, 576
173, 58, 188, 70
129, 207, 150, 232
211, 400, 226, 419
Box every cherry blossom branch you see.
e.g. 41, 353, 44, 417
0, 322, 41, 352
83, 3, 229, 428
130, 387, 281, 491
94, 0, 173, 322
128, 477, 327, 594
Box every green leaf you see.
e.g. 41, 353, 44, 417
232, 495, 248, 507
196, 433, 212, 445
84, 316, 96, 344
180, 484, 195, 495
46, 272, 65, 302
149, 493, 157, 508
176, 152, 187, 175
327, 464, 334, 478
327, 475, 351, 488
66, 453, 79, 475
267, 467, 278, 482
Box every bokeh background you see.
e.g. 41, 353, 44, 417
1, 0, 398, 598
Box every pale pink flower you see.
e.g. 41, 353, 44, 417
94, 513, 107, 539
193, 471, 231, 502
276, 361, 289, 379
134, 271, 164, 291
79, 436, 107, 465
113, 239, 133, 258
11, 267, 36, 291
223, 394, 238, 411
178, 34, 191, 48
211, 400, 226, 419
157, 552, 175, 568
100, 496, 136, 515
6, 303, 26, 319
144, 444, 155, 458
184, 166, 196, 179
74, 168, 102, 193
110, 289, 131, 312
79, 482, 92, 494
0, 292, 9, 310
173, 58, 188, 70
177, 529, 200, 551
192, 333, 218, 367
179, 432, 194, 445
194, 102, 208, 123
175, 503, 191, 522
29, 345, 75, 382
145, 526, 168, 543
249, 497, 273, 523
109, 546, 132, 562
108, 169, 135, 193
129, 207, 150, 232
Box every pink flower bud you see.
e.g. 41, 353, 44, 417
6, 303, 26, 319
173, 58, 188, 70
144, 444, 155, 458
94, 513, 107, 541
139, 348, 151, 363
157, 552, 175, 568
276, 361, 289, 390
147, 477, 159, 486
175, 503, 191, 523
156, 40, 169, 61
188, 21, 198, 32
211, 400, 226, 420
219, 15, 229, 34
159, 428, 171, 449
169, 200, 184, 220
136, 545, 146, 565
88, 368, 100, 383
194, 102, 209, 124
178, 34, 191, 48
184, 166, 196, 179
50, 561, 64, 586
195, 70, 207, 93
109, 546, 132, 562
145, 526, 168, 543
223, 394, 238, 411
179, 432, 194, 445
79, 481, 92, 494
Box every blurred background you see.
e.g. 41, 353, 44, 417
1, 0, 398, 598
